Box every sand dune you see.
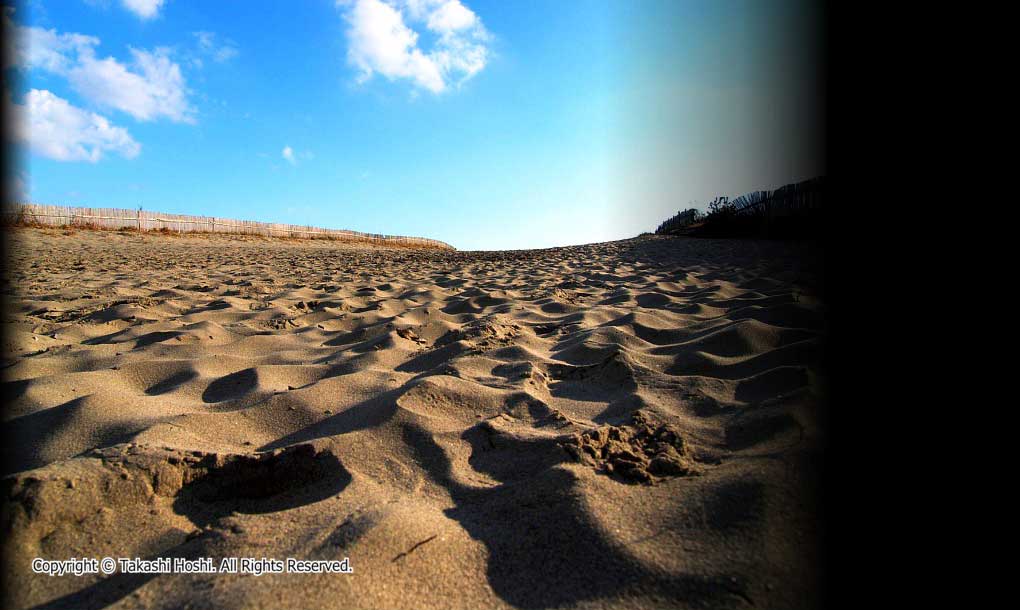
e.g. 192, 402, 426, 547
1, 227, 826, 609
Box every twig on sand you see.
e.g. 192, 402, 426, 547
391, 534, 438, 562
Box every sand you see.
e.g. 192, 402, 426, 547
1, 227, 826, 609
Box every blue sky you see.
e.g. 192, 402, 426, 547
5, 0, 824, 250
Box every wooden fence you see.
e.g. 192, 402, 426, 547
728, 176, 825, 220
654, 176, 826, 237
655, 208, 703, 234
1, 203, 455, 250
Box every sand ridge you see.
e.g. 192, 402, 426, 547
1, 227, 826, 609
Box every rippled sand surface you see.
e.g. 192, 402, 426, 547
2, 228, 826, 609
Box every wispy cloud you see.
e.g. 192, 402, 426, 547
10, 89, 140, 162
193, 31, 239, 65
69, 46, 193, 122
82, 0, 166, 20
121, 0, 166, 20
282, 145, 296, 165
338, 0, 490, 94
281, 145, 313, 165
16, 24, 194, 122
15, 23, 98, 73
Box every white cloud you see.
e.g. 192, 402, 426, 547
193, 31, 239, 64
343, 0, 442, 92
424, 0, 476, 32
121, 0, 166, 20
69, 46, 193, 122
12, 89, 140, 162
15, 24, 99, 73
339, 0, 490, 94
282, 145, 296, 165
280, 146, 313, 165
15, 24, 194, 123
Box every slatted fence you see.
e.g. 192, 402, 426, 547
728, 177, 825, 220
1, 203, 455, 250
654, 176, 826, 237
